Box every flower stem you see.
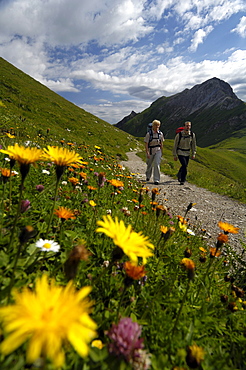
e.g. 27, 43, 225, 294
116, 284, 127, 320
45, 178, 60, 237
194, 258, 213, 302
8, 177, 24, 251
171, 279, 190, 337
7, 242, 22, 303
0, 182, 6, 234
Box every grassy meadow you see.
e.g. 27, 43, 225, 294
0, 126, 246, 370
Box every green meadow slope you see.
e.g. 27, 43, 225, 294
0, 57, 141, 159
155, 140, 246, 203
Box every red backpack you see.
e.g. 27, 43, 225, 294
176, 127, 194, 147
176, 127, 185, 134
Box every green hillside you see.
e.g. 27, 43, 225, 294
0, 57, 141, 159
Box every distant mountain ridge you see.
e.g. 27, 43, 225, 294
115, 78, 246, 147
116, 110, 138, 130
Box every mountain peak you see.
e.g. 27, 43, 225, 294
115, 77, 246, 147
170, 77, 241, 115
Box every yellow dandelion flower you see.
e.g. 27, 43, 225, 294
5, 132, 15, 138
54, 206, 76, 220
177, 215, 187, 224
43, 146, 82, 167
186, 344, 205, 368
181, 258, 195, 279
216, 232, 229, 248
160, 225, 169, 234
124, 261, 146, 280
210, 247, 221, 257
199, 247, 207, 253
79, 172, 87, 180
178, 221, 188, 232
218, 221, 239, 234
151, 188, 159, 194
108, 179, 124, 188
0, 275, 97, 368
87, 185, 97, 191
68, 177, 80, 186
181, 258, 195, 271
0, 143, 43, 165
89, 200, 97, 207
1, 168, 12, 178
96, 215, 154, 265
91, 339, 104, 349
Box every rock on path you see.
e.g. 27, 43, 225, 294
120, 151, 246, 253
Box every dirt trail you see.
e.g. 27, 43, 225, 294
120, 151, 246, 253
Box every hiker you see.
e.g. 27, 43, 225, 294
144, 119, 164, 185
173, 121, 196, 185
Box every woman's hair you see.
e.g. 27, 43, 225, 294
152, 119, 161, 127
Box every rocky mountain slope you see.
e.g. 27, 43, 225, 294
115, 78, 246, 147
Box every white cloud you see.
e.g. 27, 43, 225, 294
70, 49, 246, 119
79, 99, 150, 124
231, 16, 246, 37
0, 0, 153, 46
44, 79, 80, 92
189, 25, 213, 51
0, 36, 47, 79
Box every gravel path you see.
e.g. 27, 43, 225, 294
120, 151, 246, 253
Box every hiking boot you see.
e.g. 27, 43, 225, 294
177, 171, 181, 182
179, 182, 184, 185
154, 181, 159, 185
146, 178, 149, 181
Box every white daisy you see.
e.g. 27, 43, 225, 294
35, 239, 60, 252
187, 228, 196, 236
42, 169, 50, 175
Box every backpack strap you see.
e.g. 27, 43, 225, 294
148, 129, 162, 154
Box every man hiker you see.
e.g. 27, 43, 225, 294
173, 121, 196, 185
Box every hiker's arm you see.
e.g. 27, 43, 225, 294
160, 137, 163, 155
145, 142, 150, 158
191, 133, 197, 159
173, 134, 178, 160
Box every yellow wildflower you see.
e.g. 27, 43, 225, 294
218, 221, 239, 234
0, 275, 97, 367
96, 215, 154, 265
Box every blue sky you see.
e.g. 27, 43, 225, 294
0, 0, 246, 124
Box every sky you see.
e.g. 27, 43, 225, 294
0, 0, 246, 124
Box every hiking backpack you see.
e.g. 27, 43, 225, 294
176, 127, 185, 134
176, 127, 194, 148
147, 128, 163, 155
147, 122, 152, 133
